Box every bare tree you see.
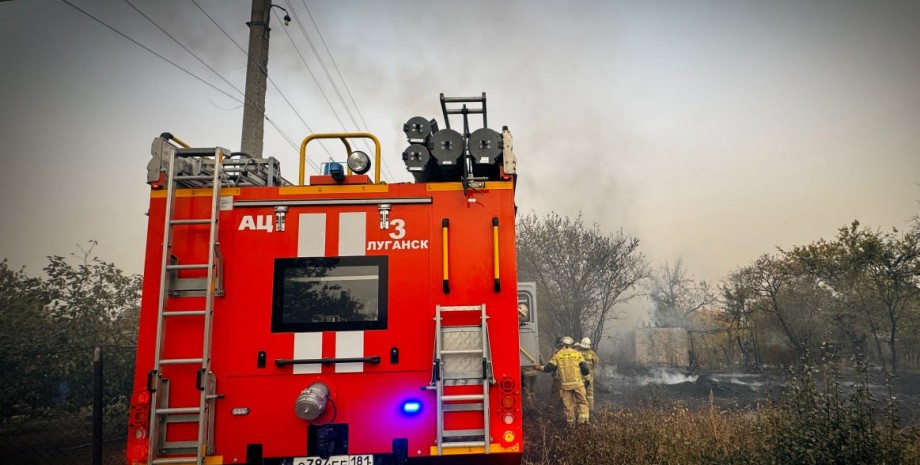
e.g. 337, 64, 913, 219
516, 212, 647, 353
648, 258, 715, 327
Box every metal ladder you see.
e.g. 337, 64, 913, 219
147, 147, 227, 465
433, 304, 494, 455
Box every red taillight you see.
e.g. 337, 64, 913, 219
500, 377, 514, 392
127, 390, 151, 463
127, 441, 148, 462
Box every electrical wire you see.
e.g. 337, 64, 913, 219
60, 0, 319, 173
271, 9, 350, 141
124, 1, 243, 103
125, 0, 320, 172
189, 0, 335, 163
284, 0, 358, 133
293, 0, 398, 182
193, 0, 392, 180
271, 7, 395, 182
301, 1, 372, 136
59, 0, 239, 104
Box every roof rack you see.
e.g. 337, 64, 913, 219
147, 135, 291, 188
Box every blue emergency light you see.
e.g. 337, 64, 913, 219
401, 400, 421, 415
322, 162, 345, 182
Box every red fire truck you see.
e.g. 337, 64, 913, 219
127, 94, 524, 465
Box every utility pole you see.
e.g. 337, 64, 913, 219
241, 0, 272, 159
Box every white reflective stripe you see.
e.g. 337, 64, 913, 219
335, 331, 364, 373
298, 213, 326, 257
338, 212, 366, 256
293, 333, 322, 374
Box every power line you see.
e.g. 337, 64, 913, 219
59, 0, 310, 170
301, 1, 373, 134
284, 1, 376, 167
59, 0, 239, 103
271, 7, 395, 182
189, 0, 247, 55
294, 0, 398, 182
272, 9, 350, 141
192, 0, 392, 181
122, 0, 320, 172
189, 0, 334, 164
284, 0, 359, 133
124, 1, 242, 100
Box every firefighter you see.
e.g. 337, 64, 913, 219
537, 336, 590, 426
549, 337, 564, 410
576, 337, 600, 412
518, 303, 538, 411
521, 363, 539, 411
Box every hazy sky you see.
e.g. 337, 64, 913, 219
1, 0, 918, 284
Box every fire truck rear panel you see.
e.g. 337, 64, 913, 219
131, 181, 522, 464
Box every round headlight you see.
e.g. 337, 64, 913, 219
347, 151, 371, 175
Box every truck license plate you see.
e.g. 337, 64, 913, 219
294, 455, 374, 465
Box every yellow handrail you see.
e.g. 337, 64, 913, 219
299, 132, 381, 185
442, 218, 450, 294
492, 217, 500, 292
160, 132, 190, 148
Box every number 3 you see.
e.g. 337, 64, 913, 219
388, 219, 406, 240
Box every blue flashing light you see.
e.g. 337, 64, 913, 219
402, 400, 422, 415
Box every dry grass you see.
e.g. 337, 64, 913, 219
523, 394, 920, 465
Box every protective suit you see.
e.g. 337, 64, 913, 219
576, 338, 600, 412
541, 337, 589, 425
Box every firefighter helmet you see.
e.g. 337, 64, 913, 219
581, 337, 592, 349
561, 336, 575, 346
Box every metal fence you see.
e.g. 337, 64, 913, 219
0, 347, 134, 465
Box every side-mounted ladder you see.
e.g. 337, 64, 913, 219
147, 145, 227, 465
431, 304, 495, 455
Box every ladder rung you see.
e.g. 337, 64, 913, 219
174, 175, 214, 181
160, 440, 198, 451
441, 441, 486, 448
166, 264, 209, 271
156, 407, 201, 415
159, 358, 204, 366
443, 429, 485, 438
164, 414, 199, 424
444, 403, 484, 412
441, 394, 484, 402
163, 310, 206, 317
441, 349, 483, 355
152, 457, 199, 465
170, 219, 212, 225
439, 306, 483, 312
